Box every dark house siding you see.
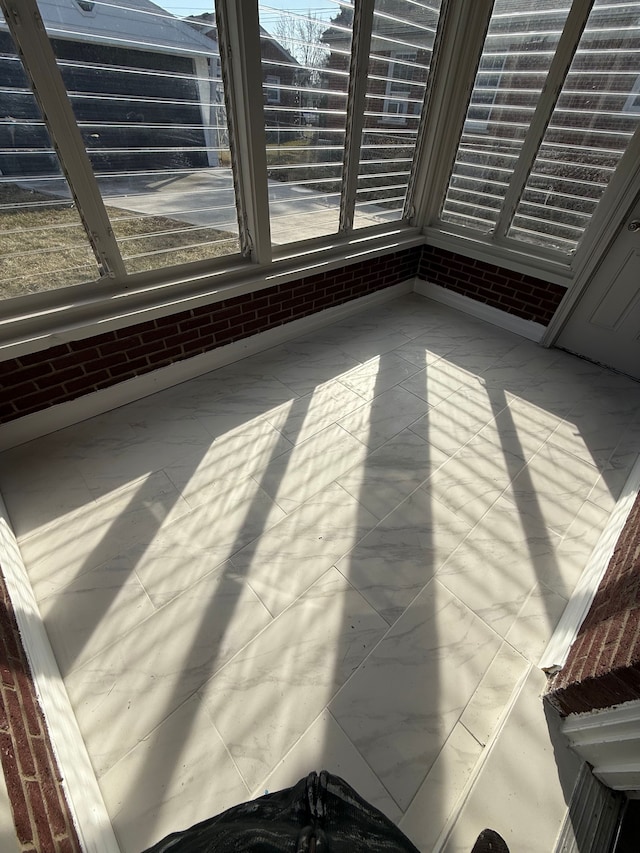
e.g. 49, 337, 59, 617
0, 32, 208, 176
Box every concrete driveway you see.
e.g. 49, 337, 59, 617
25, 166, 398, 245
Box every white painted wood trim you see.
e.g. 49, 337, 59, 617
0, 281, 414, 451
563, 699, 640, 793
339, 0, 374, 231
0, 497, 121, 853
414, 279, 546, 341
540, 452, 640, 673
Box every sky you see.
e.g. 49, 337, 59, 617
157, 1, 340, 19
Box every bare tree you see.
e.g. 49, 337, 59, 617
272, 12, 330, 94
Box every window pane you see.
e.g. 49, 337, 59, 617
259, 2, 352, 244
440, 0, 571, 232
0, 21, 100, 300
509, 0, 640, 252
36, 0, 240, 274
354, 0, 441, 230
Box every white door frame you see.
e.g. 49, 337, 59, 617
563, 700, 640, 795
542, 178, 640, 349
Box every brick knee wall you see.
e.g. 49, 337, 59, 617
418, 245, 566, 325
0, 567, 81, 852
0, 244, 567, 427
547, 492, 640, 716
0, 248, 420, 426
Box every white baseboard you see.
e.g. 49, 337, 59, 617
0, 282, 413, 451
414, 279, 546, 342
0, 497, 120, 853
540, 452, 640, 674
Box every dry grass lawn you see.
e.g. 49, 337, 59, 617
0, 183, 239, 301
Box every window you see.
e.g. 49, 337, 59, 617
510, 2, 640, 252
0, 27, 100, 298
354, 0, 441, 230
383, 51, 417, 124
2, 0, 640, 321
440, 0, 640, 255
441, 1, 571, 233
258, 2, 352, 244
463, 53, 506, 134
264, 74, 281, 104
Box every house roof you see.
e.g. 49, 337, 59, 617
10, 0, 219, 58
187, 11, 300, 67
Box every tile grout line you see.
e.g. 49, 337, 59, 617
430, 662, 534, 853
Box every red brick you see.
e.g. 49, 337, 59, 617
175, 314, 213, 334
127, 340, 167, 361
26, 779, 56, 851
14, 388, 62, 412
14, 671, 42, 738
0, 403, 17, 421
44, 351, 91, 372
0, 689, 8, 733
4, 689, 36, 777
1, 734, 33, 845
31, 739, 67, 837
19, 344, 70, 367
107, 358, 148, 379
0, 358, 19, 378
240, 317, 269, 334
0, 607, 21, 662
209, 306, 243, 323
58, 836, 82, 853
99, 338, 136, 357
270, 309, 294, 323
7, 362, 57, 387
148, 346, 184, 366
3, 380, 40, 401
37, 366, 85, 389
65, 370, 112, 394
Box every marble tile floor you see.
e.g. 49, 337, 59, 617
1, 293, 639, 852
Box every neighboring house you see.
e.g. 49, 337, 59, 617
320, 2, 434, 135
260, 25, 301, 142
189, 12, 302, 144
0, 0, 222, 175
